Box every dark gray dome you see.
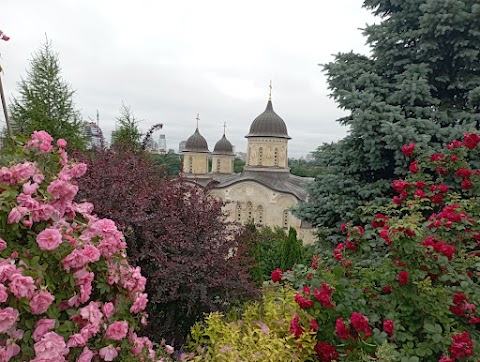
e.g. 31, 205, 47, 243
245, 99, 291, 139
213, 134, 234, 155
184, 128, 209, 153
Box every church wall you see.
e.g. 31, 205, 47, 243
246, 138, 288, 168
211, 155, 234, 174
210, 181, 315, 244
182, 153, 209, 174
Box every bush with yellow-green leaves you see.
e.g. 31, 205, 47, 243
186, 284, 318, 361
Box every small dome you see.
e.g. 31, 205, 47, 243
213, 134, 234, 155
245, 99, 291, 139
184, 128, 209, 153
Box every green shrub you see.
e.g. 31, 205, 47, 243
186, 284, 317, 361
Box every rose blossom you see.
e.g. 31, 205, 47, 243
30, 290, 55, 314
33, 331, 68, 359
271, 268, 282, 283
99, 345, 118, 361
78, 346, 94, 362
9, 274, 36, 299
57, 138, 67, 148
0, 307, 19, 333
0, 238, 7, 252
33, 319, 56, 342
130, 293, 148, 313
102, 302, 115, 320
36, 228, 63, 251
105, 321, 128, 340
66, 333, 87, 348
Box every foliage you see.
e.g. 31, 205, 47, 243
234, 158, 245, 173
110, 103, 143, 152
149, 153, 181, 177
281, 133, 480, 361
289, 158, 323, 178
76, 148, 259, 345
186, 284, 318, 361
242, 224, 312, 284
281, 228, 304, 271
9, 41, 87, 151
0, 131, 173, 361
295, 0, 480, 243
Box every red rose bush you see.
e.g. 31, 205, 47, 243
0, 132, 170, 361
279, 133, 480, 361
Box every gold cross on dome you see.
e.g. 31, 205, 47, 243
196, 113, 200, 129
269, 80, 272, 100
223, 121, 227, 135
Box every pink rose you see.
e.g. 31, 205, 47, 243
78, 346, 94, 362
62, 249, 89, 272
30, 290, 55, 314
99, 345, 118, 361
32, 319, 56, 342
105, 321, 128, 340
130, 293, 148, 313
9, 274, 36, 299
57, 139, 67, 148
0, 260, 17, 283
0, 307, 19, 333
36, 228, 63, 251
82, 245, 101, 263
0, 284, 8, 302
0, 238, 7, 252
102, 302, 115, 320
66, 333, 87, 348
7, 206, 28, 224
33, 331, 68, 359
22, 181, 39, 195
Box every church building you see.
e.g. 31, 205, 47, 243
181, 90, 315, 244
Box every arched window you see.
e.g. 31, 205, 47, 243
259, 147, 263, 165
216, 159, 221, 172
274, 147, 279, 166
236, 202, 242, 222
283, 209, 289, 228
257, 205, 264, 225
188, 157, 193, 173
247, 202, 253, 222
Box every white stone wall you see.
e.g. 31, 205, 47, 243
210, 180, 315, 244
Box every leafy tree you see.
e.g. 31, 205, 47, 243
234, 158, 245, 173
149, 152, 181, 176
76, 148, 258, 345
295, 0, 480, 244
110, 103, 142, 151
9, 41, 87, 150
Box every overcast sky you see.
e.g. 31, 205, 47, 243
1, 1, 376, 157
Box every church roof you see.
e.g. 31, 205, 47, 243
184, 128, 209, 153
212, 134, 234, 155
208, 170, 312, 201
245, 99, 291, 139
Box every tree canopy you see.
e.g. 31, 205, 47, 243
295, 0, 480, 243
9, 41, 87, 150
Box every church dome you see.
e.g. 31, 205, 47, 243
184, 128, 209, 153
245, 99, 291, 139
213, 134, 234, 155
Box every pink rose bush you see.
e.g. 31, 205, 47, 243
0, 132, 173, 361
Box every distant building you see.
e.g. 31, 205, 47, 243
180, 91, 315, 243
159, 134, 167, 154
83, 122, 104, 149
178, 140, 187, 154
168, 149, 175, 154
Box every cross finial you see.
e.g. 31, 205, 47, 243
196, 113, 200, 129
269, 80, 272, 101
223, 121, 227, 136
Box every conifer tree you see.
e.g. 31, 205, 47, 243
111, 102, 142, 152
281, 227, 304, 270
10, 41, 87, 150
295, 0, 480, 243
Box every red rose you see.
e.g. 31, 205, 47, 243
463, 133, 480, 149
335, 318, 350, 340
401, 142, 416, 157
398, 271, 409, 286
350, 312, 372, 338
461, 179, 473, 190
456, 168, 473, 178
383, 319, 394, 336
314, 341, 339, 362
382, 285, 392, 294
270, 268, 282, 283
